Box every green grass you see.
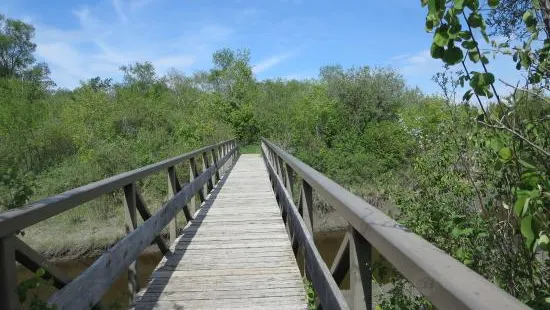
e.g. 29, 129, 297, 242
240, 144, 261, 154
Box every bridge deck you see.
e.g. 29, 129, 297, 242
134, 154, 307, 310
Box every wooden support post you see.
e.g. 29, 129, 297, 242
211, 148, 220, 183
188, 160, 196, 215
284, 163, 294, 195
301, 180, 314, 281
301, 180, 314, 234
123, 183, 139, 304
349, 227, 372, 310
189, 157, 205, 204
0, 235, 19, 310
202, 152, 213, 193
167, 166, 178, 245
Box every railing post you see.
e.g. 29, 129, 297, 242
190, 157, 205, 204
123, 183, 139, 304
188, 159, 196, 215
301, 180, 313, 234
167, 166, 178, 245
349, 227, 372, 310
0, 235, 19, 310
211, 148, 220, 183
284, 163, 294, 195
202, 152, 213, 193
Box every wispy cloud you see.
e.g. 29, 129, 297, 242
253, 50, 297, 74
112, 0, 128, 24
30, 2, 232, 88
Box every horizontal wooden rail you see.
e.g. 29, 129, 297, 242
261, 138, 529, 310
0, 139, 234, 239
0, 139, 238, 310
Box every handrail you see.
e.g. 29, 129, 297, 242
0, 139, 234, 238
261, 138, 529, 310
0, 139, 238, 310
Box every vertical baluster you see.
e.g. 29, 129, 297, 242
123, 183, 139, 304
0, 235, 18, 310
189, 157, 202, 213
349, 227, 372, 310
202, 152, 213, 193
167, 166, 178, 245
211, 147, 220, 183
301, 180, 314, 281
301, 180, 314, 234
284, 163, 294, 195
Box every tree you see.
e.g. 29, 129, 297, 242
0, 14, 37, 78
120, 61, 157, 92
208, 48, 259, 144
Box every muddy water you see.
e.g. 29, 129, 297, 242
17, 230, 391, 309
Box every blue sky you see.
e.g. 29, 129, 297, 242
2, 0, 523, 94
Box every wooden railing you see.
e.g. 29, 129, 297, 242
0, 139, 238, 310
261, 138, 529, 310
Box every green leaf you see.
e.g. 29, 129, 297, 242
452, 227, 474, 237
488, 137, 504, 152
521, 197, 531, 216
431, 43, 445, 59
434, 25, 450, 47
488, 0, 499, 7
458, 31, 472, 39
461, 40, 476, 49
426, 19, 435, 32
454, 0, 465, 9
468, 12, 483, 28
443, 46, 464, 65
536, 234, 549, 251
514, 195, 527, 216
520, 215, 535, 249
498, 147, 512, 161
468, 50, 480, 62
35, 268, 46, 277
523, 11, 538, 33
519, 160, 536, 170
463, 89, 473, 101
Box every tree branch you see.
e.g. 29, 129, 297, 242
498, 78, 550, 104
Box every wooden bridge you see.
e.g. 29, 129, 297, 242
0, 139, 530, 310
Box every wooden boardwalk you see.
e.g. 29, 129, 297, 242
134, 154, 307, 310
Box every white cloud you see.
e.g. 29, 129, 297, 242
28, 2, 233, 89
112, 0, 128, 24
253, 50, 297, 74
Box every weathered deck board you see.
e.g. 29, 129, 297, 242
134, 154, 307, 310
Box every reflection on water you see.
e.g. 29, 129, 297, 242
17, 230, 392, 309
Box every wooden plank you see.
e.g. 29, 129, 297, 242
137, 287, 305, 301
135, 155, 306, 310
48, 147, 237, 310
14, 236, 71, 289
0, 139, 235, 238
0, 235, 19, 310
134, 296, 307, 310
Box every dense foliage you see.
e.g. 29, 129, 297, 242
1, 3, 549, 308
